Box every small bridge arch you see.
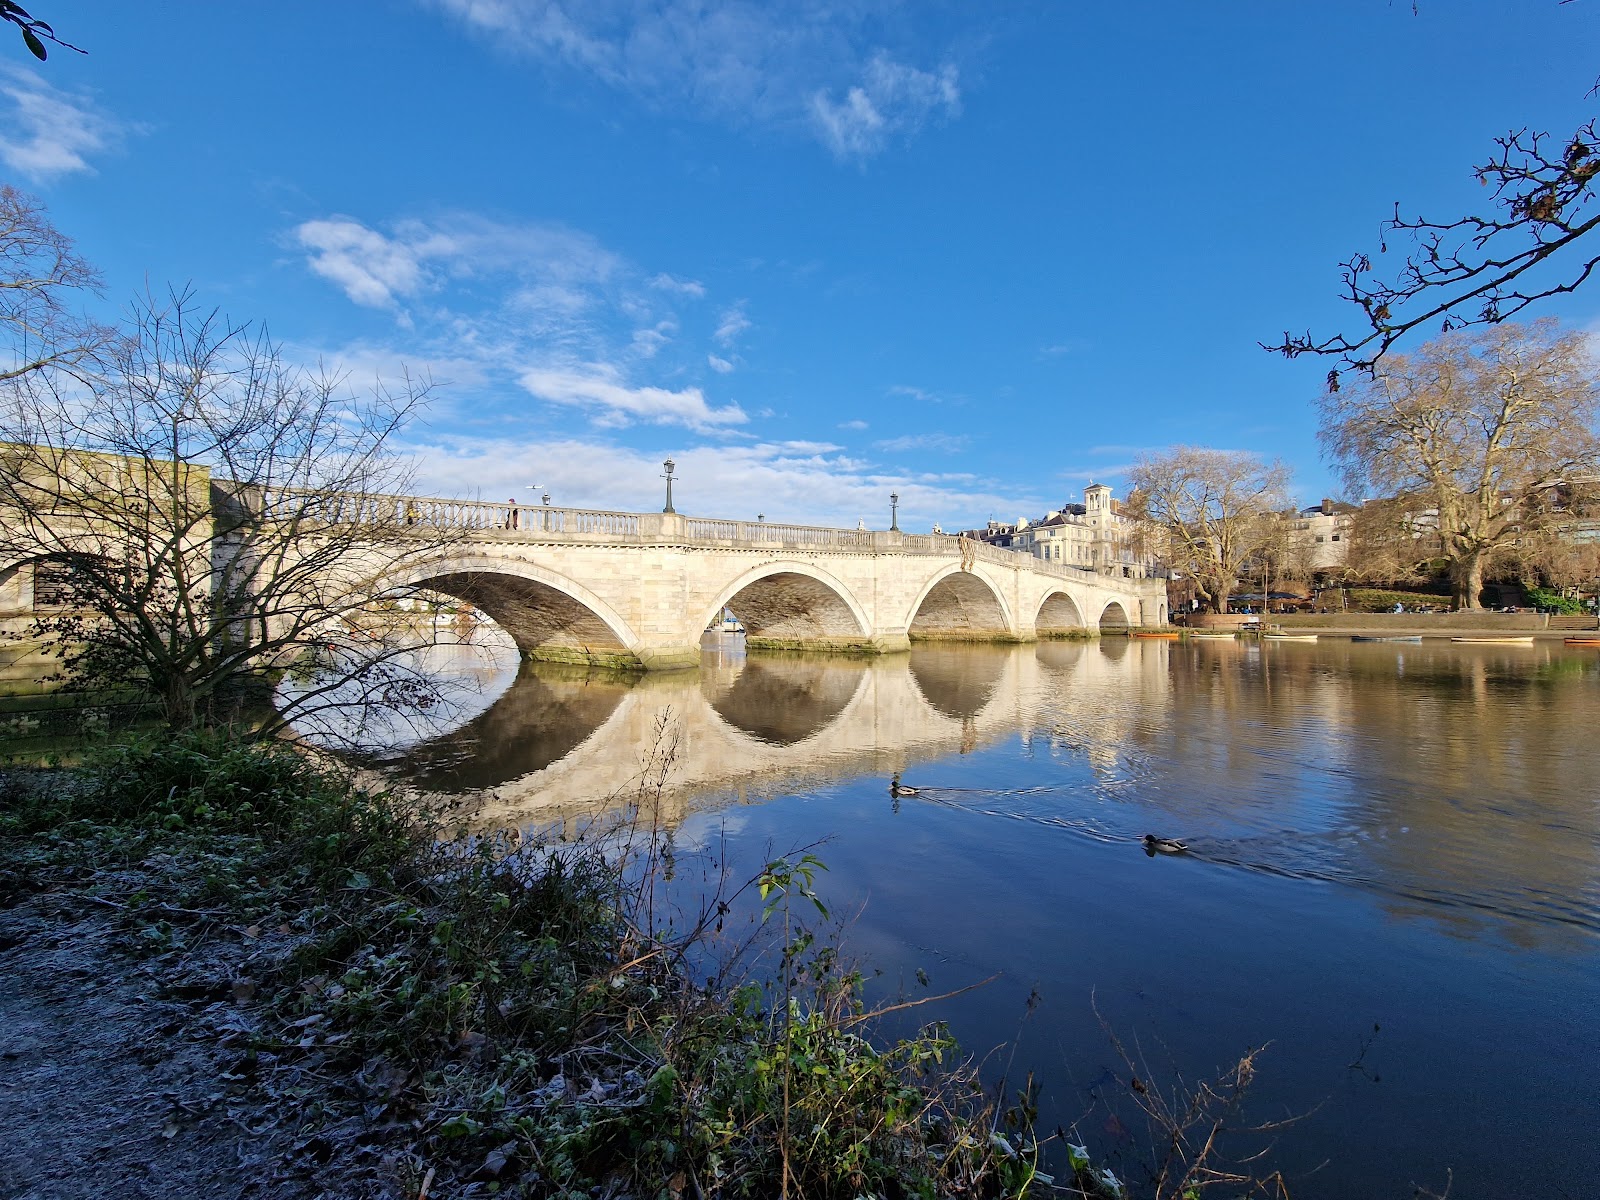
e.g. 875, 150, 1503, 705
1035, 588, 1087, 634
1097, 599, 1133, 630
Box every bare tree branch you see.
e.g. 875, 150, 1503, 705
1267, 115, 1600, 383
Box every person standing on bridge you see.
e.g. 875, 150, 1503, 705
507, 499, 519, 531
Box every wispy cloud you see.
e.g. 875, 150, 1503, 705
838, 418, 868, 431
293, 207, 747, 432
0, 65, 131, 181
520, 363, 747, 432
649, 272, 706, 297
810, 53, 960, 161
427, 0, 967, 158
874, 432, 969, 453
714, 302, 751, 346
293, 213, 620, 314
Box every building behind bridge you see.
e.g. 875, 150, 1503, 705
964, 483, 1160, 579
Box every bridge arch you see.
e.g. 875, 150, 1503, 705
906, 564, 1017, 641
1097, 599, 1132, 630
382, 554, 645, 667
704, 561, 872, 649
1035, 588, 1087, 634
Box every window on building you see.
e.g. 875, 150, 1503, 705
1331, 534, 1341, 542
1315, 535, 1325, 543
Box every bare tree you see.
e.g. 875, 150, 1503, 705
1340, 495, 1438, 587
1125, 448, 1291, 615
1, 184, 113, 384
1, 286, 464, 736
1318, 319, 1600, 609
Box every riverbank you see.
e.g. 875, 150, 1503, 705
0, 735, 1102, 1200
1251, 612, 1598, 638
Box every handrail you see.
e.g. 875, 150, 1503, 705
245, 487, 1147, 584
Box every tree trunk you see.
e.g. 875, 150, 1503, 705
1210, 586, 1231, 615
1453, 552, 1485, 611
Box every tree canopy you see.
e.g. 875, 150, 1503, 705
1317, 319, 1600, 608
1125, 447, 1291, 615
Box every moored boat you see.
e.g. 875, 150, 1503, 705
1131, 631, 1181, 639
1564, 637, 1600, 646
1262, 633, 1318, 642
1352, 635, 1423, 643
1450, 636, 1535, 644
1188, 632, 1237, 640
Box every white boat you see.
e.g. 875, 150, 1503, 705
1450, 636, 1535, 645
1262, 633, 1318, 642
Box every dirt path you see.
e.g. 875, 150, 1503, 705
0, 896, 302, 1200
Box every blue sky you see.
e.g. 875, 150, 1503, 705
4, 1, 1598, 529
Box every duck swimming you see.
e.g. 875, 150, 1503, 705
889, 774, 920, 798
1143, 834, 1188, 856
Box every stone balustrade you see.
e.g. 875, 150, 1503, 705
263, 488, 1114, 584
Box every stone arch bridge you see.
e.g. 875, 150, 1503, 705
360, 497, 1166, 670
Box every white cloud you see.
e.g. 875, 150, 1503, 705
707, 353, 734, 373
294, 213, 623, 313
631, 320, 675, 358
519, 362, 747, 431
296, 218, 427, 309
0, 65, 129, 181
428, 0, 967, 158
649, 272, 706, 297
810, 54, 960, 160
714, 302, 751, 346
404, 431, 1034, 530
838, 418, 868, 430
874, 432, 969, 453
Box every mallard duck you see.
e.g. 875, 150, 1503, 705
889, 773, 920, 798
1142, 834, 1187, 856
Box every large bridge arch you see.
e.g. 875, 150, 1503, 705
381, 554, 646, 668
705, 560, 874, 651
905, 564, 1018, 641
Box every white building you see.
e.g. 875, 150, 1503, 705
981, 484, 1158, 579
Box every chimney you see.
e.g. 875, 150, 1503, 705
1321, 497, 1333, 515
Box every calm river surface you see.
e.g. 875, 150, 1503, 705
377, 634, 1600, 1199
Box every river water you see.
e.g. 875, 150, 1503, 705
375, 633, 1600, 1200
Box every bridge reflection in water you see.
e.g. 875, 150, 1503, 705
385, 634, 1160, 822
374, 635, 1600, 1200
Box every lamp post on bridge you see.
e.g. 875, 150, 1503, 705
662, 459, 677, 514
889, 492, 900, 532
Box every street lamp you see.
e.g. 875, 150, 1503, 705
889, 492, 900, 532
541, 493, 551, 506
662, 459, 677, 513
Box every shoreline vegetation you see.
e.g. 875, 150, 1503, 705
0, 733, 1136, 1200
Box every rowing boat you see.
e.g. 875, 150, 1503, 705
1450, 636, 1535, 645
1131, 631, 1181, 640
1564, 637, 1600, 646
1262, 633, 1318, 642
1188, 632, 1237, 640
1352, 635, 1422, 643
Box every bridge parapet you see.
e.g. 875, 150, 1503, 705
295, 488, 1122, 584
